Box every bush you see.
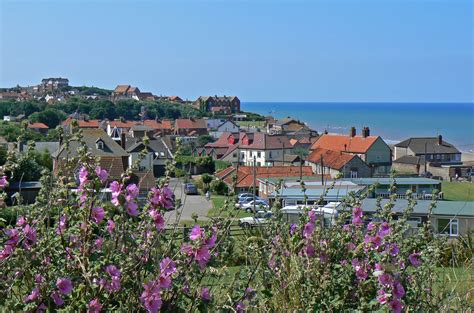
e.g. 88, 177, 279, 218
210, 179, 228, 195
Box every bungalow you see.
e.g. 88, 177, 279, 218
27, 122, 49, 135
215, 165, 314, 194
52, 128, 129, 180
174, 118, 208, 136
344, 177, 443, 200
394, 135, 461, 164
306, 148, 371, 178
310, 127, 392, 176
360, 199, 474, 237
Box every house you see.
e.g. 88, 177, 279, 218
138, 92, 157, 101
62, 116, 101, 133
268, 180, 365, 207
125, 137, 173, 177
344, 177, 443, 200
202, 132, 294, 166
107, 120, 137, 141
111, 85, 141, 101
306, 148, 371, 178
394, 136, 461, 164
310, 127, 392, 176
269, 117, 311, 135
52, 128, 129, 180
193, 96, 240, 114
215, 165, 315, 194
129, 125, 155, 139
174, 118, 208, 136
392, 155, 427, 175
143, 119, 173, 136
360, 199, 474, 237
41, 77, 69, 90
27, 122, 49, 135
209, 120, 240, 139
168, 96, 183, 103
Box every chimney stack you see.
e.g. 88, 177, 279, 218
362, 127, 370, 138
349, 126, 356, 137
324, 129, 328, 135
438, 135, 442, 145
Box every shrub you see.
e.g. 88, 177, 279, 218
210, 179, 228, 195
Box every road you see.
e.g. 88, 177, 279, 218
163, 178, 212, 224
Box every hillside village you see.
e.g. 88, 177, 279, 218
0, 78, 473, 238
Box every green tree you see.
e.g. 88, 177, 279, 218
197, 135, 214, 147
29, 108, 66, 128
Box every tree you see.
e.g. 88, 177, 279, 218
29, 108, 66, 128
201, 173, 213, 191
197, 135, 214, 147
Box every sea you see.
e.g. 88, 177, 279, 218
241, 102, 474, 153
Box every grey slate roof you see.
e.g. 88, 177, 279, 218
52, 129, 128, 158
393, 155, 426, 165
360, 199, 474, 217
395, 137, 460, 154
126, 138, 173, 158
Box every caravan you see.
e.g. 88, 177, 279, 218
280, 202, 340, 226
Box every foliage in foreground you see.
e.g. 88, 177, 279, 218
0, 130, 471, 312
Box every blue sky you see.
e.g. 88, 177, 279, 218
0, 0, 472, 102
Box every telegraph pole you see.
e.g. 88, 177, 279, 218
253, 155, 257, 213
321, 155, 324, 186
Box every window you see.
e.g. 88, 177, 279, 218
96, 141, 104, 150
160, 152, 165, 157
437, 218, 459, 237
407, 217, 422, 228
269, 151, 273, 158
436, 154, 441, 160
350, 169, 358, 178
257, 152, 261, 158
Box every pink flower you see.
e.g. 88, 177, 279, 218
377, 290, 389, 304
95, 166, 109, 183
141, 281, 162, 313
236, 301, 246, 313
94, 237, 104, 250
0, 175, 8, 188
195, 246, 211, 269
24, 287, 40, 303
304, 243, 315, 257
409, 252, 422, 267
107, 219, 115, 234
23, 224, 37, 246
56, 215, 67, 235
16, 216, 26, 226
308, 210, 317, 222
150, 187, 174, 210
79, 166, 89, 185
189, 225, 202, 241
342, 224, 350, 232
57, 278, 73, 295
181, 243, 193, 255
303, 222, 315, 239
0, 245, 14, 260
126, 183, 139, 199
378, 273, 392, 286
88, 299, 103, 313
5, 228, 19, 245
386, 243, 400, 256
392, 281, 405, 299
106, 265, 121, 278
51, 291, 64, 306
367, 222, 377, 231
352, 207, 363, 218
126, 201, 139, 216
149, 209, 165, 231
378, 222, 391, 237
35, 274, 45, 284
389, 299, 403, 313
204, 232, 217, 248
91, 207, 105, 224
160, 257, 177, 276
158, 275, 172, 289
201, 287, 211, 301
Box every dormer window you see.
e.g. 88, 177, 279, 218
96, 139, 104, 150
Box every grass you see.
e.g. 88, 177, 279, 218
435, 266, 474, 307
237, 121, 266, 128
208, 195, 252, 218
442, 182, 474, 201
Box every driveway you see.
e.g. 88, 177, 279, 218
164, 178, 212, 224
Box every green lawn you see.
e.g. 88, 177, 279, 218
237, 121, 266, 128
208, 195, 252, 218
442, 182, 474, 201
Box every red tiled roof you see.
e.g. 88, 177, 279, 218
62, 117, 100, 128
175, 118, 207, 130
310, 134, 379, 154
306, 148, 356, 170
216, 166, 314, 188
114, 85, 130, 93
143, 120, 172, 130
28, 122, 49, 129
108, 120, 137, 128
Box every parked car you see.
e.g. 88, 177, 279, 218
238, 200, 270, 212
239, 211, 273, 228
238, 196, 262, 204
237, 193, 255, 201
183, 183, 198, 195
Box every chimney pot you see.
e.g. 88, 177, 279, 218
121, 132, 126, 149
350, 126, 356, 137
438, 135, 442, 145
